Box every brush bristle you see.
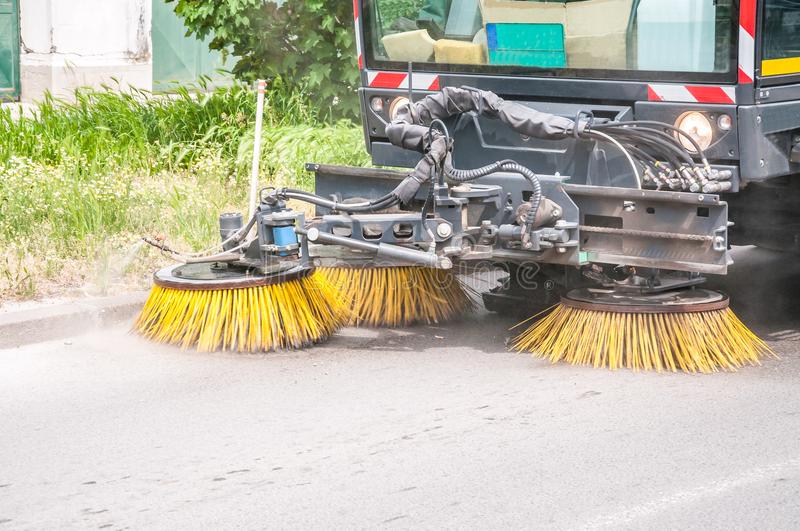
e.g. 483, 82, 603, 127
134, 272, 348, 352
512, 304, 775, 373
320, 266, 475, 327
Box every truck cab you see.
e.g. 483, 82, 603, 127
351, 0, 800, 253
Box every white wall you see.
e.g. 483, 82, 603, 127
19, 0, 152, 102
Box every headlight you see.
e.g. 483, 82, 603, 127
388, 96, 410, 121
369, 97, 384, 114
674, 112, 713, 152
717, 114, 733, 131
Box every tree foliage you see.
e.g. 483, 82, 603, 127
168, 0, 359, 119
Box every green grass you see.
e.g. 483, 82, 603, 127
0, 79, 369, 300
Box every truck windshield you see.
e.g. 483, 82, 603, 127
363, 0, 737, 83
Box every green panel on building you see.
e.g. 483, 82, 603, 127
0, 0, 20, 101
152, 0, 231, 91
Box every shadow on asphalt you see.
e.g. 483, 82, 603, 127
321, 311, 516, 356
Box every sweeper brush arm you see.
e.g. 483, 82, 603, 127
133, 87, 773, 371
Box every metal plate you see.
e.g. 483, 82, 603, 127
153, 263, 312, 291
564, 184, 730, 275
562, 287, 729, 314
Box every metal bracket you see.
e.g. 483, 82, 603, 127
565, 185, 729, 274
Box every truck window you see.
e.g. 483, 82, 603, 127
762, 0, 800, 77
364, 0, 736, 83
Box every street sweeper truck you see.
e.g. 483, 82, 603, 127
136, 0, 798, 372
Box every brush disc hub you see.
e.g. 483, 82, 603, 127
153, 263, 312, 291
562, 287, 729, 314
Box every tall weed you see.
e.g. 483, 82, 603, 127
0, 80, 369, 300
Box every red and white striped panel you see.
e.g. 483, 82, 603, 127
647, 84, 737, 105
739, 0, 756, 83
353, 0, 363, 70
366, 71, 441, 91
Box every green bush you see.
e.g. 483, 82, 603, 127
169, 0, 360, 120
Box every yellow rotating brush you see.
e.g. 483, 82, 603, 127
134, 264, 348, 352
512, 288, 774, 373
320, 265, 475, 327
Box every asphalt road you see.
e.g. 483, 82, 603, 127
1, 248, 799, 530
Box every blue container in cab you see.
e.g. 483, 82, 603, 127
486, 23, 567, 68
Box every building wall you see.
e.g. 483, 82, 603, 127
19, 0, 152, 102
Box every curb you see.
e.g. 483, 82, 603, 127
0, 291, 149, 349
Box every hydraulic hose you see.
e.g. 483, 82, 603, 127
278, 188, 400, 213
622, 139, 683, 172
384, 86, 585, 204
623, 126, 699, 166
596, 120, 710, 168
600, 127, 695, 167
624, 144, 661, 172
585, 130, 642, 189
444, 156, 542, 238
